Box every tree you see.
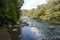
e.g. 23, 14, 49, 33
0, 0, 24, 40
0, 0, 24, 28
21, 0, 60, 22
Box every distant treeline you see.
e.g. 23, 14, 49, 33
21, 0, 60, 22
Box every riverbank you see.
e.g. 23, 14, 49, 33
33, 18, 60, 25
8, 25, 21, 40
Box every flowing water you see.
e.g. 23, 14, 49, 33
20, 17, 60, 40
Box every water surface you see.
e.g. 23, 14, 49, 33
21, 17, 60, 40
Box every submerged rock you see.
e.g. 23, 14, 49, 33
51, 35, 60, 40
48, 26, 55, 30
56, 36, 60, 40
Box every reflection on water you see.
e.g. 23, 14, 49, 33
21, 17, 60, 40
21, 26, 46, 40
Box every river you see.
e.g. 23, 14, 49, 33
20, 17, 60, 40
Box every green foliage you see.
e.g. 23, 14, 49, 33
0, 0, 24, 27
21, 0, 60, 22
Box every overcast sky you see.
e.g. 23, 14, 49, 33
21, 0, 47, 10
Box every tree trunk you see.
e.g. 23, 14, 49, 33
0, 28, 11, 40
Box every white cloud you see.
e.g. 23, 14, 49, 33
21, 0, 47, 10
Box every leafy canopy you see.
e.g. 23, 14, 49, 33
0, 0, 24, 27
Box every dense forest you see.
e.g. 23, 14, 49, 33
21, 0, 60, 23
0, 0, 24, 27
0, 0, 24, 40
